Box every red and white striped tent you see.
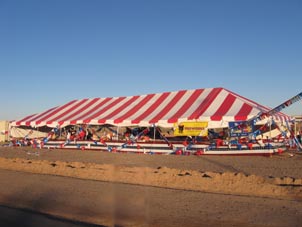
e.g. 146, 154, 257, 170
10, 87, 291, 129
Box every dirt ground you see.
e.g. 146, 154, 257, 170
0, 146, 302, 227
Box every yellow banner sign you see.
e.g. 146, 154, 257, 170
173, 122, 208, 136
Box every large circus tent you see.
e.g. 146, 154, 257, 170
9, 87, 291, 134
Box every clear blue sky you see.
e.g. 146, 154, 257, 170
0, 0, 301, 121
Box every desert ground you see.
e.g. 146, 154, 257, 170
0, 146, 302, 227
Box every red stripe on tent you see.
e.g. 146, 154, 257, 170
131, 92, 170, 124
29, 106, 62, 123
47, 99, 89, 125
58, 98, 100, 125
70, 97, 113, 124
149, 90, 187, 124
24, 107, 58, 126
16, 107, 57, 126
82, 97, 126, 124
167, 89, 204, 123
98, 96, 140, 124
211, 94, 236, 121
15, 114, 38, 126
35, 100, 78, 125
224, 88, 270, 113
225, 88, 290, 121
114, 94, 156, 124
234, 103, 253, 121
25, 121, 32, 126
188, 88, 223, 120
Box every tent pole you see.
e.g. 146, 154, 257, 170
153, 124, 156, 141
269, 117, 272, 140
294, 117, 297, 137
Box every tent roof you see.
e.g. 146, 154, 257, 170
10, 87, 291, 128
